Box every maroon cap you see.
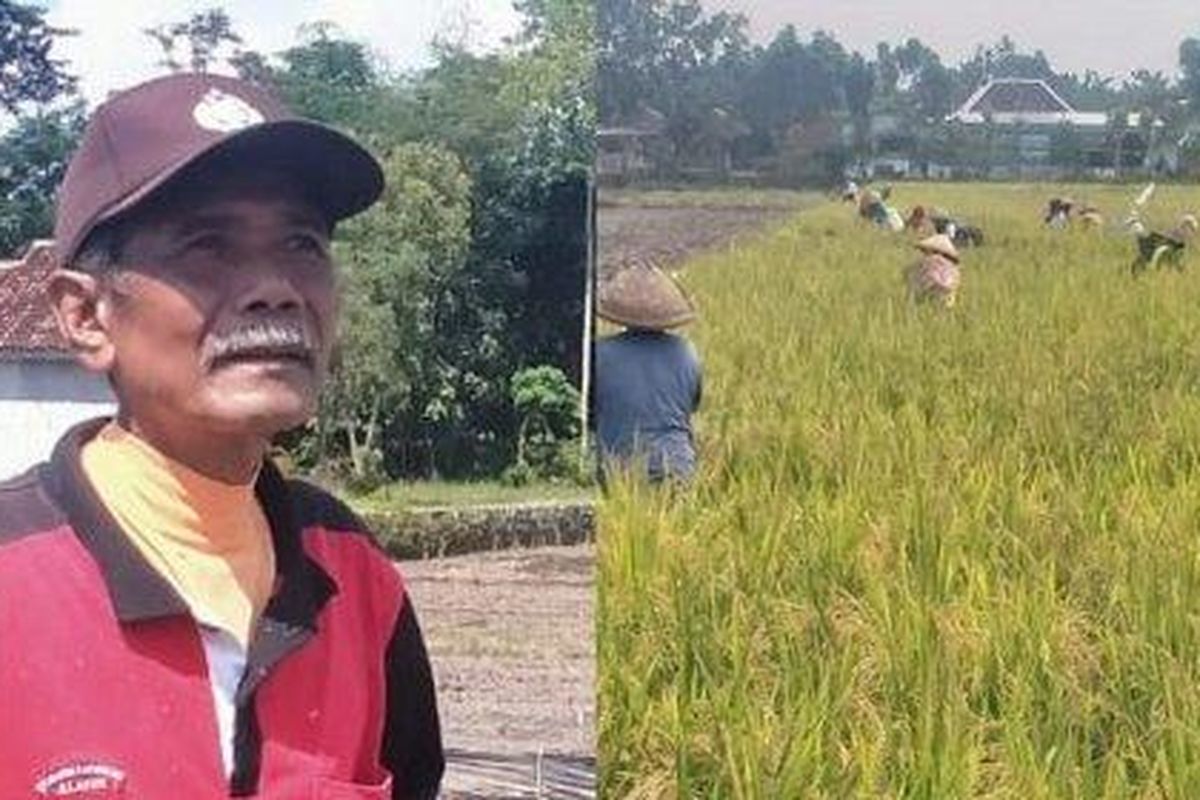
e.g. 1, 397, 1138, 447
55, 72, 384, 266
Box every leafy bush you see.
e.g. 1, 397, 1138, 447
503, 365, 582, 483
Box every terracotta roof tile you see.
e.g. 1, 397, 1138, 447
0, 241, 69, 360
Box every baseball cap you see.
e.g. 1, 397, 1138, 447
55, 72, 384, 266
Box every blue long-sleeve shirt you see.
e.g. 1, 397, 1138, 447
594, 329, 702, 481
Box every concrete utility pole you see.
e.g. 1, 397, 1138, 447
579, 172, 598, 458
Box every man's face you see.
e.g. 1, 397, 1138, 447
98, 172, 337, 439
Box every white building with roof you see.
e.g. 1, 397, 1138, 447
943, 78, 1163, 176
0, 241, 115, 479
948, 78, 1108, 127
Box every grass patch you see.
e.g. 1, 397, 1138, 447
346, 479, 595, 513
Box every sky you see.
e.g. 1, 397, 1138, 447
702, 0, 1200, 81
41, 0, 524, 106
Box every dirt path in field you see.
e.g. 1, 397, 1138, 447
598, 191, 819, 277
400, 544, 595, 799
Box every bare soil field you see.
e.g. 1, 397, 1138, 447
598, 188, 820, 276
400, 544, 595, 798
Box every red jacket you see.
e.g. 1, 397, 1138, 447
0, 419, 443, 798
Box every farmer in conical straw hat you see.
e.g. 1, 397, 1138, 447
928, 208, 984, 248
1044, 196, 1075, 228
905, 233, 961, 308
840, 177, 860, 203
593, 260, 702, 483
856, 187, 904, 232
857, 188, 883, 222
905, 205, 934, 234
1079, 206, 1104, 230
1131, 213, 1198, 274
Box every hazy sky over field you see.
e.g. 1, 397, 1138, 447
41, 0, 522, 105
702, 0, 1200, 80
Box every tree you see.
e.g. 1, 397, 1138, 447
874, 43, 900, 98
317, 143, 473, 483
508, 0, 595, 138
255, 8, 593, 480
1105, 106, 1130, 174
1059, 69, 1118, 111
1123, 69, 1175, 119
143, 8, 243, 73
741, 26, 842, 145
1049, 122, 1083, 171
596, 0, 748, 126
843, 53, 874, 120
0, 0, 75, 114
273, 24, 392, 136
894, 39, 953, 121
958, 36, 1056, 86
1182, 38, 1200, 108
0, 105, 84, 256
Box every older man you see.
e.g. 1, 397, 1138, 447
0, 74, 442, 797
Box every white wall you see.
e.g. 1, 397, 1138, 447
0, 360, 115, 480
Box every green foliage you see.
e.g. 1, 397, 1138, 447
213, 20, 410, 151
510, 0, 595, 115
312, 142, 473, 483
270, 23, 405, 145
506, 365, 582, 483
281, 5, 592, 481
0, 0, 74, 114
511, 365, 580, 436
1049, 122, 1084, 171
142, 8, 242, 73
599, 0, 749, 163
348, 478, 592, 512
1182, 38, 1200, 107
600, 183, 1200, 797
0, 105, 84, 257
380, 1, 593, 478
0, 0, 77, 250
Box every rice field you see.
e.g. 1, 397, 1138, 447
597, 183, 1200, 798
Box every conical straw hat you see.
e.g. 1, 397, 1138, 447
915, 233, 959, 262
598, 261, 697, 329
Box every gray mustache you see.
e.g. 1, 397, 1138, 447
206, 320, 314, 364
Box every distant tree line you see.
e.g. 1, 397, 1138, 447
599, 0, 1200, 180
0, 0, 594, 486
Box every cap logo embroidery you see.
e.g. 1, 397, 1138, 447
192, 88, 264, 133
34, 761, 126, 796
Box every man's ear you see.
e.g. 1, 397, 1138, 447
47, 269, 116, 374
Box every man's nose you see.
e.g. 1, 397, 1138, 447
236, 271, 303, 314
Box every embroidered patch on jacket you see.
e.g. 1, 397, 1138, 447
34, 762, 126, 797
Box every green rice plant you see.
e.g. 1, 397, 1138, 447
598, 183, 1200, 798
